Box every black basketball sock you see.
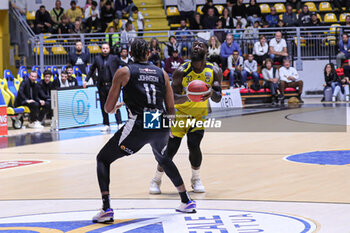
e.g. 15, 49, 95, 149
102, 194, 111, 211
179, 191, 191, 204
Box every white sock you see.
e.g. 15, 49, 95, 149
153, 169, 164, 182
191, 168, 200, 180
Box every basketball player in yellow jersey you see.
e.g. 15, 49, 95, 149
150, 38, 223, 194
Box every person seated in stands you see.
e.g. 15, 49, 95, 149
243, 21, 260, 41
307, 12, 323, 27
262, 58, 280, 105
100, 1, 115, 32
208, 35, 221, 66
233, 23, 243, 40
149, 37, 161, 66
253, 35, 269, 66
214, 20, 226, 44
66, 65, 79, 87
115, 0, 136, 21
228, 50, 244, 89
226, 0, 235, 16
298, 5, 311, 26
345, 15, 350, 27
66, 1, 83, 24
202, 0, 219, 17
37, 70, 53, 120
220, 33, 242, 71
287, 0, 301, 12
164, 50, 184, 77
190, 13, 203, 30
220, 7, 234, 29
53, 70, 71, 89
164, 36, 181, 60
265, 7, 279, 27
202, 8, 219, 29
120, 46, 131, 64
120, 20, 137, 45
72, 19, 84, 34
269, 31, 288, 64
231, 0, 247, 28
246, 0, 261, 25
15, 71, 45, 128
105, 26, 120, 49
243, 54, 260, 90
85, 1, 101, 32
279, 58, 304, 103
322, 63, 341, 102
176, 19, 193, 58
282, 5, 297, 27
50, 0, 65, 33
34, 5, 53, 34
336, 34, 350, 68
68, 41, 89, 74
58, 15, 72, 38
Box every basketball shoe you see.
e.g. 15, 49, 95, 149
176, 200, 197, 213
191, 178, 205, 193
149, 179, 161, 194
92, 208, 114, 223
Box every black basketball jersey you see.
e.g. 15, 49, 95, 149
123, 62, 166, 116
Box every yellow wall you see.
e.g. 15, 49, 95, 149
0, 10, 12, 76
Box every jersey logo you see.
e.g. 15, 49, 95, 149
185, 76, 193, 85
205, 72, 212, 83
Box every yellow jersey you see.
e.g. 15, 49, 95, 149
175, 61, 214, 118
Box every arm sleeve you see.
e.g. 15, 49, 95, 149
253, 60, 257, 72
279, 68, 288, 82
86, 60, 97, 82
262, 69, 270, 81
243, 60, 250, 72
293, 68, 299, 80
227, 56, 234, 71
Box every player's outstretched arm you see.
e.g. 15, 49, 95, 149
211, 65, 223, 103
104, 66, 130, 114
172, 67, 188, 105
163, 70, 175, 117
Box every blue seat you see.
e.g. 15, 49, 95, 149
3, 70, 19, 100
18, 68, 29, 81
61, 65, 67, 72
32, 66, 42, 82
73, 66, 85, 86
51, 65, 59, 80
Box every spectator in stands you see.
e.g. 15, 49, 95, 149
68, 41, 90, 74
164, 35, 181, 60
253, 35, 269, 66
115, 0, 135, 21
105, 26, 120, 48
58, 15, 72, 38
67, 1, 83, 23
120, 46, 131, 64
233, 23, 243, 40
132, 6, 144, 37
265, 7, 279, 27
177, 0, 196, 24
149, 37, 161, 66
243, 21, 260, 42
203, 8, 219, 29
287, 0, 301, 12
53, 70, 70, 89
202, 0, 219, 17
10, 0, 26, 21
262, 58, 280, 105
279, 58, 304, 103
332, 0, 350, 12
246, 0, 261, 25
336, 34, 350, 68
176, 19, 193, 58
243, 54, 260, 89
38, 70, 53, 120
120, 20, 137, 45
269, 31, 288, 64
164, 50, 185, 76
345, 15, 350, 27
220, 7, 235, 29
298, 5, 311, 26
220, 33, 242, 70
226, 0, 235, 17
84, 43, 126, 131
208, 35, 221, 66
15, 70, 45, 128
72, 19, 83, 34
214, 20, 226, 43
307, 12, 322, 27
65, 66, 79, 87
85, 1, 101, 32
231, 0, 247, 28
283, 5, 297, 27
34, 5, 53, 34
100, 1, 115, 32
228, 50, 244, 88
50, 0, 65, 33
190, 13, 203, 30
323, 63, 340, 101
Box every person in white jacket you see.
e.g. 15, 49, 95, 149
279, 58, 304, 103
228, 50, 244, 88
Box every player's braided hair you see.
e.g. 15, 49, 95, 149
131, 38, 149, 62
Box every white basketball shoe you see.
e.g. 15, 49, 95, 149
149, 179, 161, 194
92, 208, 114, 223
191, 178, 205, 193
176, 200, 197, 213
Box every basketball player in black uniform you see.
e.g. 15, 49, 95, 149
92, 39, 196, 223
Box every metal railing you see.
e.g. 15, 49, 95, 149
31, 26, 342, 71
